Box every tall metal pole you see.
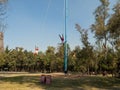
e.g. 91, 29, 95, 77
64, 0, 68, 74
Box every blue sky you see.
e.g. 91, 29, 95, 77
4, 0, 117, 52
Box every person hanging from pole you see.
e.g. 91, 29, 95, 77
59, 34, 64, 44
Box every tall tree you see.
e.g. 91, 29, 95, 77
75, 24, 94, 74
108, 1, 120, 76
91, 0, 109, 41
108, 1, 120, 50
91, 0, 110, 61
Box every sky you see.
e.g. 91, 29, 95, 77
4, 0, 117, 52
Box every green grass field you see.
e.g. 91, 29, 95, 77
0, 72, 120, 90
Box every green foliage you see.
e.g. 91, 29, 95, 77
108, 1, 120, 50
91, 0, 109, 41
0, 0, 120, 76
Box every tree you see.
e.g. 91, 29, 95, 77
0, 53, 5, 70
55, 44, 64, 72
68, 48, 76, 72
72, 46, 83, 72
45, 46, 56, 72
108, 1, 120, 50
108, 1, 120, 77
91, 0, 109, 40
91, 0, 110, 61
75, 24, 94, 74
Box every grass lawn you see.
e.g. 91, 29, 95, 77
0, 72, 120, 90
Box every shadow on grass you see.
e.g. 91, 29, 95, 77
44, 76, 120, 90
0, 75, 42, 89
0, 75, 120, 90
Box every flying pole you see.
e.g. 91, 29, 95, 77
64, 0, 68, 74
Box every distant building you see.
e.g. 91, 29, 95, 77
0, 32, 4, 53
34, 46, 39, 55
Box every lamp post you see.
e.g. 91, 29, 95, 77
64, 0, 68, 74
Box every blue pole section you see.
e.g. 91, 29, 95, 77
64, 0, 68, 74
